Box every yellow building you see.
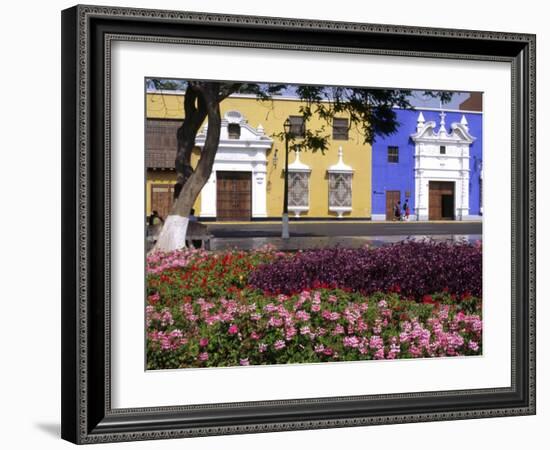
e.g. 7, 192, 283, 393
146, 91, 372, 221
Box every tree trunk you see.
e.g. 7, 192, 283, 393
152, 84, 222, 253
173, 90, 207, 200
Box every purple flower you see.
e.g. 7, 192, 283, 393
248, 242, 482, 301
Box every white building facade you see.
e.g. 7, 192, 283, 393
411, 111, 477, 221
195, 111, 272, 220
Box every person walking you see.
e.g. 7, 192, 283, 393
148, 210, 164, 227
403, 199, 410, 221
147, 210, 164, 250
394, 200, 402, 221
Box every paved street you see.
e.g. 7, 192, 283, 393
207, 220, 482, 238
204, 221, 482, 251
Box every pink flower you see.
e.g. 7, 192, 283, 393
274, 340, 286, 350
343, 336, 360, 348
199, 337, 209, 347
295, 310, 311, 321
250, 331, 261, 340
321, 310, 340, 321
228, 324, 239, 335
240, 358, 250, 366
369, 335, 383, 350
468, 340, 479, 352
148, 292, 160, 305
258, 343, 268, 352
387, 343, 401, 359
314, 344, 325, 353
198, 352, 209, 361
285, 327, 297, 340
267, 317, 284, 328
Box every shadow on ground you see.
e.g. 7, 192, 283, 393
35, 422, 60, 438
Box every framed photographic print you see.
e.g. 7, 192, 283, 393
61, 4, 536, 444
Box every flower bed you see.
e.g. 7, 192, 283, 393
146, 242, 482, 370
249, 241, 482, 300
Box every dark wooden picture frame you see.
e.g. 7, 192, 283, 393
61, 4, 536, 444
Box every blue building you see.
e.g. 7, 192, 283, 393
372, 108, 482, 221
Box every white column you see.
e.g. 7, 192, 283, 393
458, 169, 470, 220
200, 171, 217, 218
415, 166, 428, 221
252, 167, 267, 218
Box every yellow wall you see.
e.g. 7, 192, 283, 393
146, 169, 201, 216
146, 93, 372, 218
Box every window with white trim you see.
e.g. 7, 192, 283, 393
329, 173, 352, 209
289, 172, 309, 209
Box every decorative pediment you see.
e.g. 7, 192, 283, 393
288, 148, 311, 173
327, 146, 353, 174
411, 111, 476, 144
196, 110, 273, 148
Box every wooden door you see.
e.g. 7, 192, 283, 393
150, 184, 175, 220
216, 171, 252, 221
386, 190, 401, 220
428, 181, 455, 220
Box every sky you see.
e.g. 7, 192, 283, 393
409, 91, 470, 109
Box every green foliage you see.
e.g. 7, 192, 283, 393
148, 78, 454, 150
146, 248, 482, 370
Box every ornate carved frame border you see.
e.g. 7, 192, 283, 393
61, 4, 536, 444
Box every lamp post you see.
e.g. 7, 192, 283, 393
282, 118, 291, 239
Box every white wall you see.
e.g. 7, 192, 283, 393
0, 0, 545, 449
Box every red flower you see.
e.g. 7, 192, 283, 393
391, 285, 401, 293
422, 295, 436, 304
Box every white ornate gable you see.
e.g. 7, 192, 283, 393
195, 110, 273, 218
196, 110, 273, 148
411, 111, 476, 144
410, 111, 477, 221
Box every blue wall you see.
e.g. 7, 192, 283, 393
371, 108, 483, 218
